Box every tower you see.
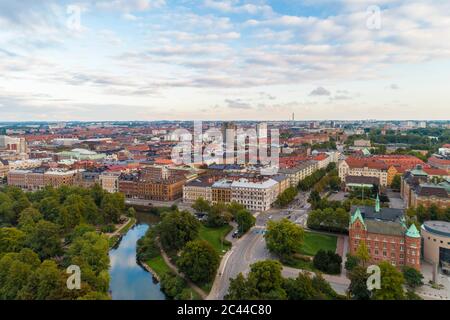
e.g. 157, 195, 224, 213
375, 194, 381, 213
405, 224, 421, 270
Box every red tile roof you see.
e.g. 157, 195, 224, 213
345, 157, 388, 170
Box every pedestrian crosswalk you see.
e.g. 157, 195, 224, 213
253, 228, 267, 235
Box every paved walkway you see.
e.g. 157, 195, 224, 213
416, 261, 450, 300
282, 266, 350, 294
158, 242, 208, 299
106, 217, 133, 239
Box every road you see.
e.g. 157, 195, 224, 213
386, 189, 406, 209
208, 190, 350, 300
125, 198, 195, 213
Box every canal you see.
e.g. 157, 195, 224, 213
109, 211, 166, 300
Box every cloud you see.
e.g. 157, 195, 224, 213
95, 0, 166, 12
204, 0, 273, 15
388, 84, 400, 90
309, 87, 331, 96
225, 99, 252, 109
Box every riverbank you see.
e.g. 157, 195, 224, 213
108, 217, 137, 248
109, 223, 166, 300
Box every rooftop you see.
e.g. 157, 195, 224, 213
422, 221, 450, 238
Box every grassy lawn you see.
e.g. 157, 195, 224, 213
147, 254, 202, 300
146, 255, 171, 277
109, 235, 120, 248
198, 224, 233, 256
284, 258, 316, 272
119, 217, 136, 235
300, 232, 337, 257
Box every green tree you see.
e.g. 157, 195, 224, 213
355, 241, 371, 267
235, 209, 256, 234
207, 202, 232, 227
283, 272, 316, 300
67, 232, 110, 293
348, 265, 371, 300
177, 240, 220, 284
402, 266, 424, 289
372, 261, 405, 300
344, 254, 360, 272
20, 260, 67, 300
158, 210, 201, 251
159, 273, 187, 300
0, 228, 26, 254
313, 250, 342, 275
127, 207, 136, 218
18, 207, 43, 230
247, 260, 287, 300
25, 220, 62, 260
265, 219, 304, 258
100, 193, 125, 224
0, 249, 40, 299
391, 175, 402, 190
192, 197, 211, 213
225, 273, 253, 300
38, 197, 62, 223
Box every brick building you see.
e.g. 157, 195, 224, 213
349, 197, 421, 270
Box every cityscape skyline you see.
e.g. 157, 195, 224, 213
1, 0, 450, 121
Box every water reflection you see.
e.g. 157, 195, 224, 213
109, 212, 165, 300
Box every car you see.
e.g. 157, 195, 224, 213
232, 230, 239, 238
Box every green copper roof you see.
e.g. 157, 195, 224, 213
350, 208, 366, 229
375, 194, 380, 213
410, 169, 428, 177
400, 216, 407, 229
406, 224, 421, 238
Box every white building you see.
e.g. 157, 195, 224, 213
99, 172, 120, 193
230, 178, 279, 212
183, 178, 214, 203
0, 136, 28, 154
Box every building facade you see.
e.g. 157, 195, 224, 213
339, 157, 388, 187
349, 198, 421, 270
421, 221, 450, 274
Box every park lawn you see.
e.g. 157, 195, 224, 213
146, 255, 171, 277
198, 224, 233, 256
147, 255, 202, 300
285, 258, 317, 273
300, 231, 337, 256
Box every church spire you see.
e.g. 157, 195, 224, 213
375, 194, 380, 213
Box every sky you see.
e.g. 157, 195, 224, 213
0, 0, 449, 121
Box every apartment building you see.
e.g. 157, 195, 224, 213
43, 169, 79, 188
279, 160, 319, 188
0, 159, 8, 178
183, 176, 216, 203
99, 172, 120, 193
339, 157, 388, 187
211, 180, 233, 204
118, 173, 186, 201
230, 178, 279, 212
428, 156, 450, 173
0, 136, 28, 154
74, 171, 101, 188
7, 168, 80, 190
401, 166, 450, 209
